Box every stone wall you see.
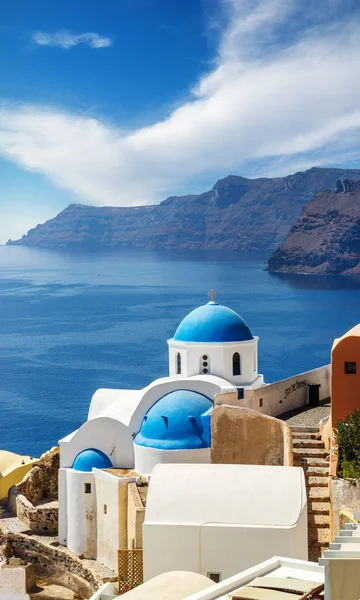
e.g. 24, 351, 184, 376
211, 405, 293, 466
5, 530, 114, 598
331, 477, 360, 537
8, 448, 59, 535
16, 447, 59, 503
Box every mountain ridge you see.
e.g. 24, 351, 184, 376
268, 179, 360, 274
7, 167, 360, 251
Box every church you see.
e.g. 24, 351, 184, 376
57, 292, 265, 560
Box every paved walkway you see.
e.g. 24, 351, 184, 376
279, 399, 330, 427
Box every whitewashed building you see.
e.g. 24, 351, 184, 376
143, 463, 308, 582
58, 293, 266, 565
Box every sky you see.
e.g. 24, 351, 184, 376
1, 0, 360, 243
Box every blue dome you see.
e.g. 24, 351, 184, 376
134, 390, 212, 450
173, 302, 253, 343
72, 448, 112, 472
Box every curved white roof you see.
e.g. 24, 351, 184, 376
145, 464, 306, 527
115, 571, 213, 599
88, 388, 142, 424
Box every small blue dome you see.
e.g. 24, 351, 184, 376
173, 302, 253, 343
72, 448, 112, 472
134, 390, 212, 450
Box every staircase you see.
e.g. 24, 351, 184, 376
291, 426, 330, 562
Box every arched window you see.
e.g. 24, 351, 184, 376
233, 352, 241, 376
176, 352, 181, 375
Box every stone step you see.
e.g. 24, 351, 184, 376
308, 545, 329, 562
308, 501, 330, 515
291, 426, 319, 433
292, 432, 321, 440
304, 466, 329, 476
308, 527, 331, 545
307, 487, 330, 500
294, 457, 329, 468
293, 439, 325, 449
306, 476, 329, 487
308, 513, 330, 528
293, 448, 329, 458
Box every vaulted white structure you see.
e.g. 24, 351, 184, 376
143, 464, 308, 582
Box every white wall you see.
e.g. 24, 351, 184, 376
58, 468, 67, 545
143, 519, 308, 582
215, 365, 331, 418
66, 469, 96, 558
134, 445, 210, 476
59, 416, 134, 469
94, 469, 120, 572
168, 338, 263, 388
143, 464, 308, 582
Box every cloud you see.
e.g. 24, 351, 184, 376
32, 29, 112, 49
1, 1, 360, 210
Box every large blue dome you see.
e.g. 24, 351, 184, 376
134, 390, 212, 450
72, 448, 112, 472
173, 302, 253, 343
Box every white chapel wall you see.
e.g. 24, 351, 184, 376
215, 364, 330, 417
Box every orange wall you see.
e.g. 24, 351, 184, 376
332, 336, 360, 424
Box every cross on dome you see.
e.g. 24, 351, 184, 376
207, 289, 217, 304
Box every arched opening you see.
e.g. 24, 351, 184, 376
233, 352, 241, 376
176, 352, 181, 375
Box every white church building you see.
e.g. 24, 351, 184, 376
58, 292, 266, 565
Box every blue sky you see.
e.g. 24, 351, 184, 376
1, 0, 360, 243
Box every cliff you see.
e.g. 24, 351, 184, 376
268, 180, 360, 274
7, 167, 360, 251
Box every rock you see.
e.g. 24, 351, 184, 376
7, 168, 360, 251
268, 180, 360, 274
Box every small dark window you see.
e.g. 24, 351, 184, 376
207, 572, 221, 583
104, 504, 107, 514
84, 483, 91, 494
259, 398, 263, 408
203, 368, 208, 374
233, 352, 241, 376
176, 352, 181, 375
345, 362, 357, 374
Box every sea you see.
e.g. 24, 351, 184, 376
1, 244, 360, 457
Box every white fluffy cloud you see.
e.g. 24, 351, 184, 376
1, 0, 360, 209
32, 30, 112, 49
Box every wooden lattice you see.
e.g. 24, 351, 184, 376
118, 549, 144, 595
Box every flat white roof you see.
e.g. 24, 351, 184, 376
145, 464, 306, 527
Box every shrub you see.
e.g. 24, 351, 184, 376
337, 408, 360, 478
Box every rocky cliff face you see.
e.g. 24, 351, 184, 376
268, 180, 360, 274
7, 167, 360, 251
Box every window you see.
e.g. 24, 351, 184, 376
104, 504, 107, 514
207, 572, 221, 583
201, 354, 210, 374
84, 483, 91, 494
176, 352, 181, 375
345, 361, 357, 374
232, 352, 241, 376
259, 398, 263, 408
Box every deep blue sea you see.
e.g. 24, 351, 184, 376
1, 245, 360, 457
